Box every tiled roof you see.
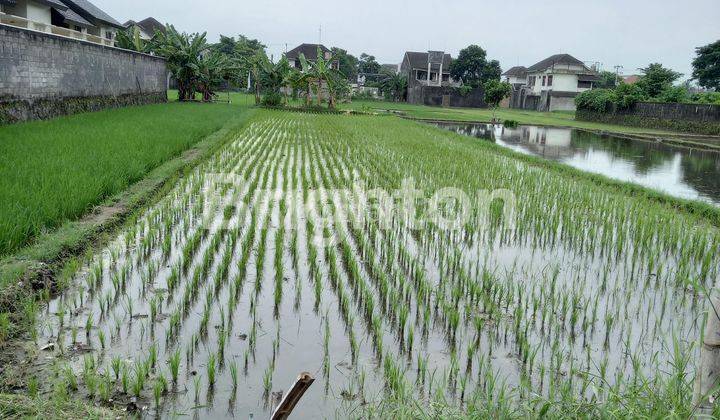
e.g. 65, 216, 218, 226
404, 51, 453, 70
502, 66, 527, 77
285, 43, 331, 60
527, 54, 587, 72
57, 6, 93, 27
60, 0, 121, 28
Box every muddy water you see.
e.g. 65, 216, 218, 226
31, 113, 713, 418
431, 122, 720, 206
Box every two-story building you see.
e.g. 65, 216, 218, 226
285, 43, 339, 70
507, 54, 599, 111
0, 0, 121, 46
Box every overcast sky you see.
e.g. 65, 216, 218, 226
98, 0, 718, 78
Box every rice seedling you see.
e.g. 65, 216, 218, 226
207, 354, 216, 388
169, 348, 181, 384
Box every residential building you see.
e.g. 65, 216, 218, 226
502, 66, 528, 86
508, 54, 599, 111
401, 51, 485, 107
123, 17, 165, 40
400, 51, 459, 88
285, 43, 339, 70
0, 0, 121, 46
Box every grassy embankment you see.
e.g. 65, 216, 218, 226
0, 97, 254, 340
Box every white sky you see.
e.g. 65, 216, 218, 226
97, 0, 719, 78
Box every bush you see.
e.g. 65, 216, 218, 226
503, 119, 518, 128
613, 83, 646, 109
655, 86, 690, 103
260, 91, 284, 107
575, 84, 646, 112
692, 92, 720, 105
575, 89, 615, 112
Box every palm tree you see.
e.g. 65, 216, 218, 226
380, 74, 407, 102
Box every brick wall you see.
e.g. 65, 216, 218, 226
0, 23, 168, 123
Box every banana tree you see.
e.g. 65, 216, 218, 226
195, 51, 230, 102
153, 25, 209, 101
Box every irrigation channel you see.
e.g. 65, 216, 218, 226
432, 121, 720, 206
31, 111, 719, 418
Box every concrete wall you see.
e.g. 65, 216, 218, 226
0, 23, 167, 123
407, 84, 486, 108
577, 102, 720, 135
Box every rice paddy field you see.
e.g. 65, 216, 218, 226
0, 100, 249, 257
27, 110, 720, 418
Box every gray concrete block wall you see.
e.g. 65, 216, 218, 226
0, 23, 167, 122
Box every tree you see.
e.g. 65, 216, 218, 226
595, 71, 619, 89
692, 40, 720, 90
153, 25, 210, 101
636, 63, 683, 98
116, 26, 147, 52
212, 35, 237, 56
379, 74, 407, 102
483, 80, 512, 120
195, 52, 231, 102
358, 53, 381, 75
450, 45, 500, 88
331, 47, 358, 81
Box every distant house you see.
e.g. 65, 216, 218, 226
508, 54, 599, 111
623, 75, 641, 85
123, 17, 165, 40
0, 0, 122, 46
285, 43, 339, 70
502, 66, 528, 86
400, 51, 459, 88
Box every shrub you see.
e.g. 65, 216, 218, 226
261, 91, 284, 107
655, 86, 690, 103
692, 92, 720, 105
613, 83, 646, 109
575, 89, 615, 112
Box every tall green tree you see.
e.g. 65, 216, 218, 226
636, 63, 683, 98
379, 74, 407, 102
595, 71, 619, 89
115, 27, 146, 52
358, 53, 381, 75
692, 40, 720, 90
331, 47, 358, 81
450, 45, 500, 87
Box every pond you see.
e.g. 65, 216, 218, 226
431, 122, 720, 206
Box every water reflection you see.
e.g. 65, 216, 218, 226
433, 122, 720, 206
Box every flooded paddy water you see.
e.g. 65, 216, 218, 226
30, 112, 720, 417
432, 122, 720, 206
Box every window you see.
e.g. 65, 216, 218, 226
547, 75, 553, 87
542, 76, 546, 86
578, 80, 593, 89
442, 74, 450, 82
528, 76, 536, 86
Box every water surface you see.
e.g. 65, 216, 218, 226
432, 122, 720, 206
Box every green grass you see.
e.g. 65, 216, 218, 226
340, 99, 676, 135
0, 100, 249, 256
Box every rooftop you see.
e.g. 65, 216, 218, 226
526, 54, 589, 72
403, 51, 453, 71
60, 0, 122, 28
285, 43, 331, 60
502, 66, 527, 77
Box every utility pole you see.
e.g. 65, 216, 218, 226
318, 25, 322, 44
614, 65, 624, 86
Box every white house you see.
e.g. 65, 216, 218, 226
507, 54, 599, 111
0, 0, 122, 46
